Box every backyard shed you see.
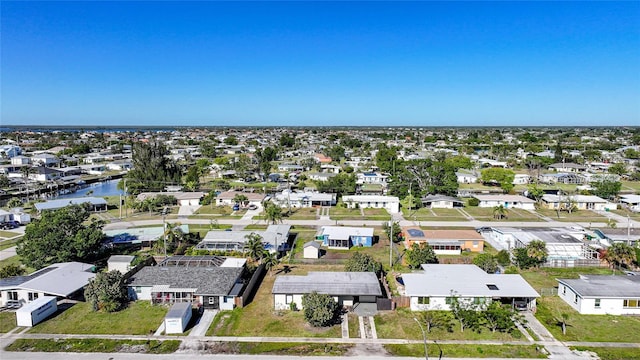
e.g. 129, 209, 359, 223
16, 296, 57, 327
303, 241, 321, 259
164, 301, 192, 334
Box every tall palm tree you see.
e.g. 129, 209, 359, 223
244, 233, 265, 263
493, 205, 508, 220
264, 202, 283, 224
604, 242, 635, 269
526, 239, 548, 266
262, 251, 279, 276
163, 222, 184, 251
20, 165, 33, 201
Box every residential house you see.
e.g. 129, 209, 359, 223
315, 226, 374, 249
473, 194, 536, 210
216, 191, 265, 207
456, 170, 478, 184
127, 255, 245, 310
30, 153, 59, 167
512, 174, 531, 185
557, 275, 640, 315
402, 264, 539, 311
307, 172, 337, 182
420, 195, 464, 209
272, 271, 382, 310
104, 225, 189, 247
356, 172, 389, 186
30, 166, 63, 182
402, 228, 484, 254
34, 197, 108, 213
342, 195, 400, 214
137, 192, 205, 206
106, 160, 133, 171
0, 145, 22, 159
107, 255, 136, 274
539, 173, 585, 185
10, 156, 30, 166
0, 262, 96, 307
540, 194, 615, 211
277, 164, 304, 173
549, 163, 587, 173
195, 225, 291, 254
314, 154, 332, 164
272, 190, 336, 208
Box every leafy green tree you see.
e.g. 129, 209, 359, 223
481, 168, 515, 193
483, 301, 516, 333
0, 264, 26, 278
5, 197, 23, 209
419, 310, 454, 333
473, 253, 498, 273
315, 173, 356, 197
124, 141, 182, 194
608, 162, 627, 176
344, 252, 382, 275
382, 221, 402, 242
302, 291, 340, 327
262, 251, 279, 275
405, 243, 438, 269
0, 175, 10, 188
527, 184, 545, 202
264, 202, 284, 224
244, 233, 265, 262
448, 294, 481, 332
16, 204, 105, 269
495, 250, 511, 267
233, 194, 249, 206
84, 270, 128, 312
526, 240, 548, 267
592, 179, 622, 199
224, 135, 238, 145
604, 242, 635, 269
279, 133, 296, 148
493, 205, 508, 220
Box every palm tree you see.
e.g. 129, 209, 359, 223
526, 239, 548, 266
264, 202, 283, 224
262, 251, 279, 275
604, 242, 635, 269
493, 205, 508, 220
163, 222, 184, 251
244, 232, 265, 263
20, 166, 33, 201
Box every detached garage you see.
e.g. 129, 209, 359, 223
164, 302, 192, 334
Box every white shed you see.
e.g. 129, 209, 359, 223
303, 241, 321, 259
164, 301, 192, 334
16, 296, 57, 327
107, 255, 135, 274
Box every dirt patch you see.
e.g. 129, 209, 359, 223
347, 343, 389, 357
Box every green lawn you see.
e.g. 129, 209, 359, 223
621, 181, 640, 192
463, 207, 541, 222
0, 312, 17, 333
610, 208, 640, 221
235, 342, 352, 356
286, 208, 318, 220
0, 238, 19, 250
6, 339, 180, 354
347, 313, 360, 338
571, 346, 640, 360
519, 267, 613, 293
536, 209, 607, 223
207, 265, 342, 338
188, 223, 232, 238
362, 208, 391, 220
0, 256, 35, 274
403, 208, 468, 221
0, 231, 21, 239
29, 301, 167, 335
384, 344, 547, 358
535, 297, 640, 342
328, 207, 364, 220
375, 308, 524, 341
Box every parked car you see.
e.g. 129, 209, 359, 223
514, 300, 528, 311
0, 221, 19, 230
248, 204, 258, 210
475, 226, 492, 233
232, 204, 240, 211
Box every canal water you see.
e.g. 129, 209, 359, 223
53, 179, 126, 199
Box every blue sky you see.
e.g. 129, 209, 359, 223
2, 1, 639, 127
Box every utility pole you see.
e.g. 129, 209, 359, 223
389, 220, 393, 268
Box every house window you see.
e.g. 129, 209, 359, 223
208, 297, 215, 305
8, 291, 18, 301
562, 286, 566, 295
445, 297, 454, 305
473, 241, 479, 247
135, 286, 142, 293
473, 297, 486, 305
417, 297, 430, 305
28, 292, 39, 301
595, 299, 601, 308
285, 295, 293, 304
574, 294, 579, 304
623, 299, 640, 308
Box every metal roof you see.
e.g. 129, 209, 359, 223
403, 264, 539, 298
318, 226, 374, 240
272, 272, 382, 296
165, 301, 192, 319
34, 197, 107, 211
558, 275, 640, 298
0, 262, 95, 297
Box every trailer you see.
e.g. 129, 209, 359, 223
164, 302, 192, 334
16, 296, 57, 327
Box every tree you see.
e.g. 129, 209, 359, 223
5, 197, 23, 209
483, 301, 516, 333
592, 179, 622, 199
162, 222, 185, 254
405, 242, 439, 269
448, 294, 481, 332
84, 270, 128, 312
419, 310, 454, 333
244, 232, 265, 263
608, 162, 627, 176
493, 205, 508, 220
473, 253, 498, 273
526, 240, 548, 267
526, 184, 545, 203
0, 175, 10, 188
233, 194, 249, 207
382, 221, 402, 243
344, 252, 382, 275
124, 141, 182, 194
513, 247, 538, 269
20, 165, 33, 201
0, 264, 26, 278
481, 168, 515, 193
554, 312, 570, 335
264, 202, 283, 224
495, 250, 511, 267
603, 242, 635, 269
16, 204, 105, 269
262, 251, 279, 275
302, 291, 340, 327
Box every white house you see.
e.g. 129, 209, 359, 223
456, 170, 478, 184
137, 192, 205, 207
402, 264, 539, 311
420, 195, 464, 209
0, 262, 96, 307
272, 271, 382, 310
216, 191, 265, 207
10, 156, 30, 166
557, 275, 640, 315
30, 166, 63, 182
273, 190, 336, 208
356, 172, 389, 185
512, 174, 531, 185
540, 194, 615, 211
473, 194, 536, 210
342, 195, 400, 214
30, 153, 59, 167
107, 255, 136, 274
549, 163, 586, 173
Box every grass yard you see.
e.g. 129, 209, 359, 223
29, 301, 167, 335
384, 344, 547, 358
0, 311, 17, 333
6, 339, 180, 354
621, 181, 640, 192
188, 223, 232, 238
328, 207, 364, 220
362, 208, 391, 220
536, 209, 607, 223
0, 256, 34, 274
519, 267, 613, 293
207, 264, 343, 338
0, 238, 19, 250
463, 207, 541, 222
375, 308, 524, 341
610, 208, 640, 221
535, 296, 640, 342
402, 208, 469, 221
571, 346, 640, 360
286, 208, 318, 220
0, 231, 21, 240
235, 342, 352, 356
347, 313, 360, 338
244, 224, 268, 230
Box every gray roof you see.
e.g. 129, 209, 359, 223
0, 262, 95, 297
421, 195, 463, 203
272, 272, 382, 297
108, 255, 135, 264
304, 241, 321, 249
127, 266, 243, 296
403, 264, 539, 298
318, 226, 374, 240
166, 302, 192, 319
34, 197, 107, 211
558, 275, 640, 298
